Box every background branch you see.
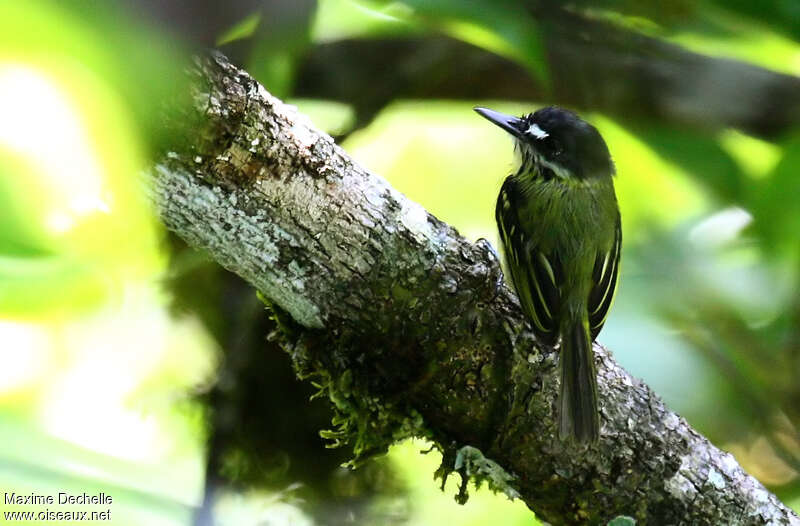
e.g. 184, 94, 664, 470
151, 52, 800, 525
294, 10, 800, 141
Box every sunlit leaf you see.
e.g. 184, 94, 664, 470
389, 439, 535, 526
290, 99, 356, 136
749, 133, 800, 259
718, 130, 782, 180
592, 116, 708, 240
0, 1, 166, 317
217, 12, 262, 46
665, 4, 800, 75
351, 0, 548, 84
630, 124, 747, 203
313, 0, 421, 41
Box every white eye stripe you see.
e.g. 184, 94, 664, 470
526, 123, 549, 139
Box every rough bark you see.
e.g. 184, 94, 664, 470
150, 52, 800, 525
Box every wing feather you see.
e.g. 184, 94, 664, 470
589, 213, 621, 340
496, 179, 561, 346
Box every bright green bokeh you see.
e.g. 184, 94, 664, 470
389, 440, 535, 526
0, 2, 212, 526
0, 0, 164, 318
667, 5, 800, 76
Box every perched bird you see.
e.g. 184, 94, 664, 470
474, 106, 621, 443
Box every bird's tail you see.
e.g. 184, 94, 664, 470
558, 317, 599, 443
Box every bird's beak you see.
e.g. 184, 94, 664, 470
474, 107, 523, 138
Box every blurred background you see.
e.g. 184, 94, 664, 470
1, 0, 799, 524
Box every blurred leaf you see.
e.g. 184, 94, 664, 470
291, 99, 356, 136
703, 0, 800, 44
313, 0, 421, 41
248, 45, 296, 98
353, 0, 549, 84
749, 133, 800, 259
719, 130, 782, 180
390, 440, 535, 526
217, 11, 262, 45
245, 0, 316, 98
629, 124, 747, 203
0, 153, 54, 257
0, 1, 166, 317
666, 4, 800, 76
0, 413, 197, 524
0, 255, 106, 316
592, 116, 708, 241
0, 0, 191, 155
568, 0, 696, 29
570, 1, 800, 73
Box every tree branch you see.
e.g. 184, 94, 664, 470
150, 52, 800, 525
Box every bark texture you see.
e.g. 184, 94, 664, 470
150, 52, 800, 525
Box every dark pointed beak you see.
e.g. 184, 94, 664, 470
474, 107, 523, 138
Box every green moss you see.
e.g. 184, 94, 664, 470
256, 290, 301, 338
391, 283, 414, 303
607, 516, 636, 526
258, 290, 432, 467
256, 291, 519, 504
316, 362, 429, 467
435, 445, 520, 505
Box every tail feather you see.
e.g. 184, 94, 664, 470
558, 319, 599, 443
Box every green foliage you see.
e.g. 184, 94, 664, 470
350, 0, 548, 83
629, 124, 746, 203
314, 362, 429, 467
749, 133, 800, 257
437, 445, 520, 505
0, 0, 189, 316
258, 292, 431, 467
217, 12, 262, 46
313, 0, 422, 41
319, 378, 425, 464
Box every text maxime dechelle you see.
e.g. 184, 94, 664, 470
5, 492, 112, 506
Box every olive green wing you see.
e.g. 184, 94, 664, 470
496, 179, 561, 347
588, 212, 621, 341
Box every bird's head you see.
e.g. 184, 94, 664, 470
474, 106, 614, 180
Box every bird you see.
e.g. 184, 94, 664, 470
474, 106, 621, 443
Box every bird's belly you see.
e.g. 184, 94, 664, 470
518, 179, 616, 290
523, 183, 610, 244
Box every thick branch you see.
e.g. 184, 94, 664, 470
151, 52, 800, 525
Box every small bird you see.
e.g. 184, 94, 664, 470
474, 106, 621, 443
